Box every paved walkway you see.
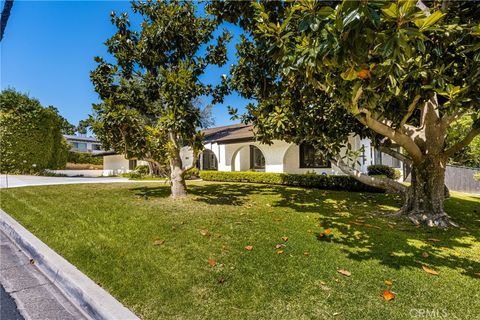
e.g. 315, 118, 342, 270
0, 175, 132, 189
0, 231, 87, 320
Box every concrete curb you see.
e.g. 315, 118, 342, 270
0, 209, 139, 320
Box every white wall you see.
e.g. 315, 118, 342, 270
49, 170, 104, 177
103, 155, 129, 176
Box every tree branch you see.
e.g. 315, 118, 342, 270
444, 125, 480, 156
350, 87, 423, 163
333, 156, 407, 196
400, 95, 421, 129
378, 145, 412, 165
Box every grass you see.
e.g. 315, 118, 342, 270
1, 181, 479, 319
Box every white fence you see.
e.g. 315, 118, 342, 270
445, 165, 480, 194
49, 170, 104, 177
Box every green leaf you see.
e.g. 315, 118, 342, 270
342, 9, 360, 28
414, 11, 446, 31
341, 67, 357, 81
381, 3, 398, 19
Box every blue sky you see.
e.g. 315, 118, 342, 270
1, 0, 251, 128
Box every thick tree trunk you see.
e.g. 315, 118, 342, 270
170, 156, 187, 198
400, 155, 451, 227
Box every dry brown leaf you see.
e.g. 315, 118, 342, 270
244, 245, 253, 251
303, 251, 310, 256
281, 236, 289, 242
474, 272, 480, 278
275, 244, 286, 249
29, 259, 35, 265
383, 290, 395, 301
208, 259, 217, 267
153, 239, 165, 246
426, 238, 441, 242
337, 269, 351, 277
276, 250, 284, 254
324, 229, 332, 235
422, 265, 439, 275
217, 277, 225, 284
421, 252, 429, 258
384, 279, 393, 286
200, 229, 210, 237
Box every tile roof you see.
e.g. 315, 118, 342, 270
202, 123, 254, 144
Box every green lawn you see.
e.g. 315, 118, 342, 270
1, 181, 479, 319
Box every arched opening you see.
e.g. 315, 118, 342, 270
200, 149, 218, 170
231, 145, 266, 172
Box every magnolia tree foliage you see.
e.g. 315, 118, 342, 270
209, 0, 480, 227
91, 0, 230, 197
0, 89, 72, 173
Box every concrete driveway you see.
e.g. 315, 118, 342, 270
0, 175, 132, 189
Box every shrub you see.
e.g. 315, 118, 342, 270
135, 164, 150, 176
199, 171, 383, 193
367, 165, 397, 180
0, 89, 71, 173
184, 167, 200, 180
67, 151, 103, 165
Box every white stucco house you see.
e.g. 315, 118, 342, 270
99, 123, 406, 179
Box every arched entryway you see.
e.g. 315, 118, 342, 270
231, 145, 265, 171
200, 149, 218, 170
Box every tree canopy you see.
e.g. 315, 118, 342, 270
209, 0, 480, 227
91, 0, 230, 197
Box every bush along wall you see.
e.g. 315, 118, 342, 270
67, 151, 103, 165
0, 89, 71, 173
199, 171, 384, 193
367, 164, 400, 180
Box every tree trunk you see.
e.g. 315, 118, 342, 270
170, 152, 187, 198
400, 155, 451, 227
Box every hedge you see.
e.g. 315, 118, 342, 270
199, 171, 384, 193
367, 164, 400, 180
67, 151, 103, 165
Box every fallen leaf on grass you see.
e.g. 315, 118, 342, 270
474, 272, 480, 278
426, 238, 441, 242
208, 259, 217, 267
364, 224, 381, 230
383, 290, 395, 301
303, 252, 310, 256
384, 279, 393, 286
276, 250, 284, 254
421, 252, 429, 258
217, 277, 225, 284
281, 236, 289, 242
324, 229, 332, 235
244, 245, 253, 251
275, 244, 286, 249
153, 239, 165, 246
422, 265, 439, 275
200, 229, 210, 237
332, 312, 342, 316
337, 269, 351, 277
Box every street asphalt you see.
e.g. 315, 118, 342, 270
1, 284, 24, 320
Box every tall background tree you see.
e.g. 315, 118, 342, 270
91, 0, 230, 197
209, 0, 480, 227
0, 0, 14, 41
0, 89, 72, 173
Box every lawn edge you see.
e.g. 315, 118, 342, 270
0, 208, 139, 320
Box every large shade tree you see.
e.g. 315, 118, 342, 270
209, 0, 480, 227
91, 0, 230, 197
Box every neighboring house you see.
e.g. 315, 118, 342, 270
100, 123, 406, 179
64, 135, 104, 154
96, 151, 149, 176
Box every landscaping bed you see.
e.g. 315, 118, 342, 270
1, 181, 479, 319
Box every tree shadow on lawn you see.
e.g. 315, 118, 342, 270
131, 183, 480, 278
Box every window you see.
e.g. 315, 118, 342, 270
202, 150, 218, 170
129, 160, 137, 170
250, 146, 265, 169
374, 149, 382, 165
299, 144, 330, 168
92, 144, 102, 151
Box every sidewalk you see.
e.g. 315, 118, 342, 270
0, 231, 87, 320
